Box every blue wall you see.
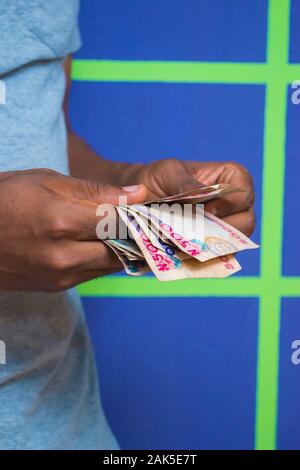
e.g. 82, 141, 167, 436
69, 0, 300, 450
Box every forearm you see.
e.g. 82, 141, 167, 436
68, 131, 144, 186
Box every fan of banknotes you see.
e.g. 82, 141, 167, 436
103, 183, 259, 281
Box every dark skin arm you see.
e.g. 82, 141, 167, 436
65, 57, 143, 186
0, 168, 147, 292
0, 55, 255, 293
0, 59, 150, 292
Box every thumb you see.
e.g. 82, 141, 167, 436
120, 184, 148, 204
74, 179, 148, 205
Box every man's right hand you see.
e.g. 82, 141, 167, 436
0, 169, 147, 292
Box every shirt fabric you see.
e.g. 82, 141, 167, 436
0, 0, 118, 450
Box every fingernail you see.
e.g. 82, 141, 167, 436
122, 185, 141, 192
210, 207, 218, 216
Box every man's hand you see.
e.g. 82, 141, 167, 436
135, 159, 255, 236
0, 169, 146, 292
64, 57, 255, 237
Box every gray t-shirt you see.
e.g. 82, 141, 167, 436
0, 0, 118, 449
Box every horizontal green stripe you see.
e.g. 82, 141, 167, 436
72, 60, 300, 84
77, 276, 262, 297
280, 277, 300, 296
284, 63, 300, 84
77, 276, 300, 298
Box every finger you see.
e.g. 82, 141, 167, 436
49, 183, 148, 242
221, 208, 256, 237
186, 161, 254, 218
186, 161, 253, 189
44, 198, 112, 242
51, 173, 148, 206
51, 239, 123, 283
164, 161, 203, 195
44, 171, 148, 205
79, 240, 124, 271
204, 173, 254, 218
72, 178, 148, 205
184, 161, 225, 184
55, 266, 123, 291
204, 189, 253, 219
145, 159, 203, 200
71, 199, 121, 241
44, 239, 125, 291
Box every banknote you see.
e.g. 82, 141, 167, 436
127, 204, 258, 262
106, 238, 143, 259
146, 183, 243, 204
117, 207, 242, 281
101, 182, 258, 281
104, 240, 149, 276
122, 206, 190, 261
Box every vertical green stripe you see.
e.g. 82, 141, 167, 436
255, 0, 290, 450
256, 296, 282, 449
260, 79, 287, 283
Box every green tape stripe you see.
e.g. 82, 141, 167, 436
72, 60, 269, 84
256, 295, 281, 449
255, 0, 290, 451
72, 60, 300, 85
256, 82, 288, 451
77, 276, 300, 298
279, 278, 300, 296
77, 276, 262, 297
